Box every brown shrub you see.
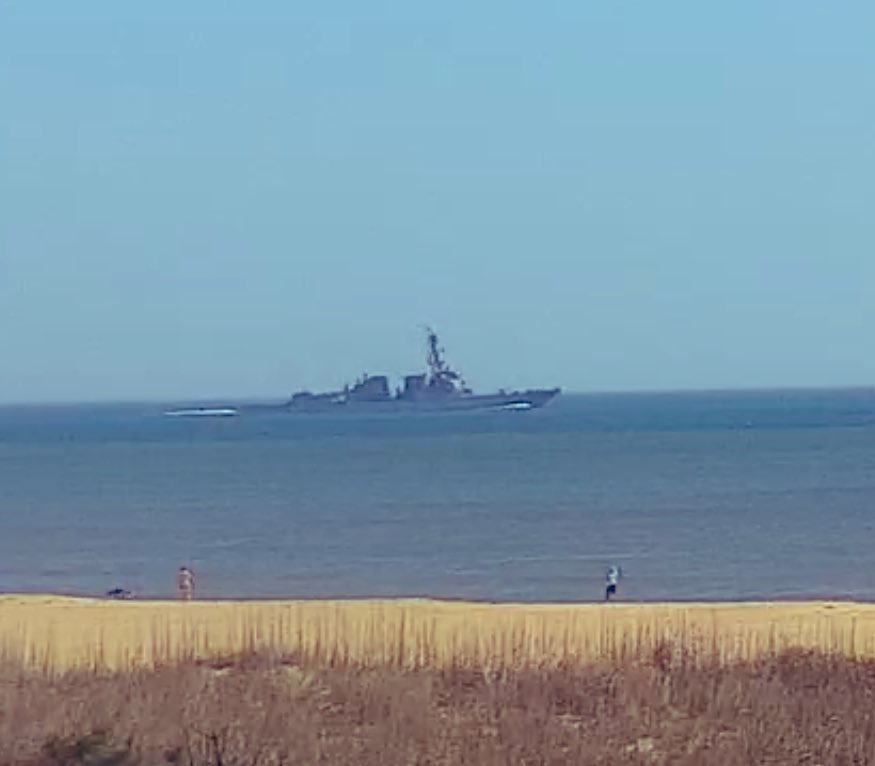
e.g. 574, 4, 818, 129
2, 649, 875, 765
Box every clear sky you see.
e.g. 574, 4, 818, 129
1, 2, 873, 403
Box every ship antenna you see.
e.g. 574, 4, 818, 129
426, 326, 447, 370
425, 326, 437, 376
423, 326, 465, 390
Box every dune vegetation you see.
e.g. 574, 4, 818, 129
4, 596, 875, 764
4, 648, 875, 764
3, 595, 875, 672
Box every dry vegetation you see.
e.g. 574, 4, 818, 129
4, 597, 875, 764
4, 596, 875, 672
3, 648, 875, 765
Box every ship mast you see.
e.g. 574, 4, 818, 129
426, 327, 447, 377
424, 327, 467, 391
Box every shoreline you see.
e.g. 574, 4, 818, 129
3, 592, 873, 606
5, 594, 875, 671
4, 591, 872, 605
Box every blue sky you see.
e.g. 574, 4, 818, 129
1, 2, 873, 402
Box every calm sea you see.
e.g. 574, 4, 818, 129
1, 390, 874, 602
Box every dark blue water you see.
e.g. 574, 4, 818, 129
1, 389, 874, 601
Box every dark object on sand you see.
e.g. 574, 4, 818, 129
106, 588, 133, 600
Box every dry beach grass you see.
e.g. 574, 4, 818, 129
4, 597, 875, 764
3, 595, 875, 672
0, 596, 875, 766
4, 649, 875, 765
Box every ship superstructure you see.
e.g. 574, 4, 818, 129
287, 328, 559, 412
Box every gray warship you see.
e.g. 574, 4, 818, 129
287, 329, 559, 413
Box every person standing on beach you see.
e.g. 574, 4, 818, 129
177, 566, 194, 600
605, 565, 621, 601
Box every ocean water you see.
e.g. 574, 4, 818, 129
1, 389, 874, 602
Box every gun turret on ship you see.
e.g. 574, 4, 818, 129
287, 329, 560, 412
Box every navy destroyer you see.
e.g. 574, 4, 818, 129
165, 329, 559, 417
286, 328, 559, 413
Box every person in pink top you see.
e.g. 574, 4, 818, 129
177, 566, 195, 600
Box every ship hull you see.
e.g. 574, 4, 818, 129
284, 388, 560, 413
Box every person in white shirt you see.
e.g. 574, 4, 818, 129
605, 565, 621, 601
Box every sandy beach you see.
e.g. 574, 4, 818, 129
3, 594, 875, 671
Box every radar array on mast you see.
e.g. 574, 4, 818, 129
425, 327, 467, 392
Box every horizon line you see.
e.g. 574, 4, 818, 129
1, 383, 873, 409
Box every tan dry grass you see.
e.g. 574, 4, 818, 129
4, 651, 875, 765
3, 595, 875, 672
